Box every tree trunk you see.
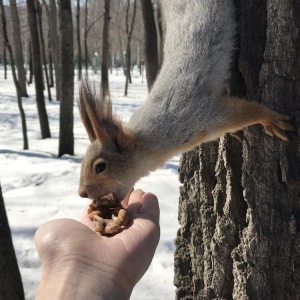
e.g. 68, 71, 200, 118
9, 0, 28, 97
0, 183, 25, 300
155, 3, 163, 67
28, 41, 33, 85
101, 0, 110, 95
174, 1, 300, 299
124, 0, 137, 96
48, 0, 60, 100
26, 0, 51, 139
48, 30, 54, 87
140, 0, 159, 91
58, 0, 74, 157
84, 0, 88, 75
1, 0, 29, 150
76, 0, 82, 81
36, 0, 52, 101
3, 45, 7, 79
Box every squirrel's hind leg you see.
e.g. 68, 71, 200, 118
211, 96, 295, 141
177, 96, 294, 154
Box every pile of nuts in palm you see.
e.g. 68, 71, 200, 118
88, 192, 131, 236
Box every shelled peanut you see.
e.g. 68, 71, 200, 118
87, 193, 131, 236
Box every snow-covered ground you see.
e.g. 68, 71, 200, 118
0, 68, 180, 299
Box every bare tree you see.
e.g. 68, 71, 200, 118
83, 0, 103, 76
36, 0, 52, 101
9, 0, 28, 97
0, 182, 25, 300
76, 0, 82, 80
27, 41, 33, 85
3, 45, 7, 79
124, 0, 137, 96
101, 0, 110, 95
114, 1, 126, 73
84, 0, 88, 74
26, 0, 51, 138
175, 1, 300, 299
155, 2, 163, 67
43, 0, 60, 100
1, 0, 29, 150
140, 0, 159, 91
58, 0, 74, 157
48, 29, 54, 87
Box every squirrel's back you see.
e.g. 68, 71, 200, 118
127, 0, 236, 152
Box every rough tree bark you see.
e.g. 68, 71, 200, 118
9, 0, 28, 97
101, 0, 110, 95
174, 1, 300, 299
26, 0, 51, 139
140, 0, 159, 91
0, 183, 25, 300
58, 0, 74, 157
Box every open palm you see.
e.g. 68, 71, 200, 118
35, 190, 160, 299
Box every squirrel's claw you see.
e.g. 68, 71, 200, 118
262, 112, 295, 141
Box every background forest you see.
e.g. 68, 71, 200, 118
0, 1, 175, 300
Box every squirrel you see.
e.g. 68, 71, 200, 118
78, 0, 294, 202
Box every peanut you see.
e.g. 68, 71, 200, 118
87, 193, 132, 236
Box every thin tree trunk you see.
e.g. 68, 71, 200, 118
48, 0, 60, 100
155, 3, 163, 67
26, 0, 51, 139
48, 30, 54, 87
9, 0, 28, 97
28, 41, 33, 85
58, 0, 74, 157
115, 1, 125, 74
76, 0, 82, 80
36, 0, 52, 101
124, 0, 137, 96
174, 1, 300, 299
4, 46, 7, 79
101, 0, 110, 95
84, 0, 88, 75
140, 0, 159, 91
1, 0, 29, 150
0, 182, 25, 300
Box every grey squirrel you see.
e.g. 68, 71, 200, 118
78, 0, 294, 201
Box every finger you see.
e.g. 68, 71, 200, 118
126, 189, 145, 215
139, 193, 160, 224
121, 187, 134, 208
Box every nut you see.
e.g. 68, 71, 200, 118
104, 221, 121, 235
88, 210, 101, 220
87, 193, 132, 236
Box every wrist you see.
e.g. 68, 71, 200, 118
36, 258, 133, 300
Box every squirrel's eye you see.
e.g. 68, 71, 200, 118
95, 162, 106, 174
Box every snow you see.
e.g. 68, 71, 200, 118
0, 68, 180, 300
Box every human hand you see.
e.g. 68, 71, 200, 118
35, 189, 160, 300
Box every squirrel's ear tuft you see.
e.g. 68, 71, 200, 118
78, 79, 126, 148
78, 80, 98, 142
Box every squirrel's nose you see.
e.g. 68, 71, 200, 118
78, 187, 88, 198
